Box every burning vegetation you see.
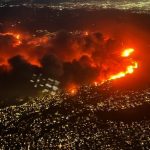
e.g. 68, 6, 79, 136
0, 30, 139, 95
108, 48, 138, 81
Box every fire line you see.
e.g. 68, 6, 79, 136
108, 48, 138, 81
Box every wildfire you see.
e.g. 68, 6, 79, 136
0, 31, 139, 87
67, 84, 78, 95
0, 31, 44, 68
0, 32, 22, 47
121, 48, 134, 57
108, 48, 138, 81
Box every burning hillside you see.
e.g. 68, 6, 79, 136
0, 31, 139, 88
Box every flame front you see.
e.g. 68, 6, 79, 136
0, 31, 139, 87
108, 48, 138, 81
109, 61, 138, 80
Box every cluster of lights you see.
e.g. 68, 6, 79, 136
30, 73, 60, 95
0, 82, 150, 149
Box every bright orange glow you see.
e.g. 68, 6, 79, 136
0, 32, 22, 47
121, 48, 134, 57
70, 89, 77, 95
16, 34, 20, 40
108, 48, 138, 81
67, 84, 78, 95
109, 72, 125, 80
0, 31, 139, 85
109, 62, 138, 80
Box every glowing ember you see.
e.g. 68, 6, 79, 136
67, 84, 78, 95
0, 31, 139, 87
121, 48, 134, 57
16, 34, 20, 40
70, 89, 77, 95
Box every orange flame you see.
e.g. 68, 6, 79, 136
0, 32, 22, 47
66, 84, 78, 95
109, 61, 138, 80
0, 32, 43, 68
121, 48, 134, 57
108, 48, 138, 81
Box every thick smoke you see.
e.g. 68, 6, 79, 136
0, 30, 127, 99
